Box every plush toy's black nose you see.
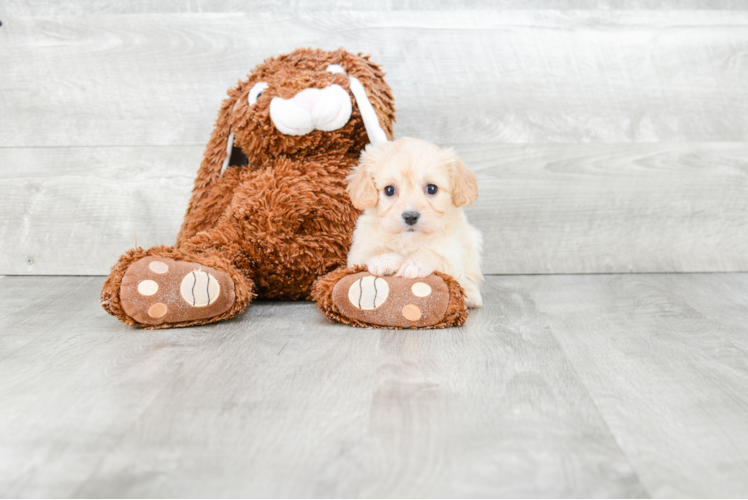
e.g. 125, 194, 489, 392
402, 211, 420, 226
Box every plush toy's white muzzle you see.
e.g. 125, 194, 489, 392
269, 85, 352, 136
221, 65, 390, 176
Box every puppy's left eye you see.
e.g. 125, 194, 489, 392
426, 184, 438, 195
384, 186, 396, 196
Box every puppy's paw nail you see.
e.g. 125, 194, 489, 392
367, 254, 404, 276
396, 260, 432, 279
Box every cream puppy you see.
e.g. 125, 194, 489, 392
346, 137, 483, 307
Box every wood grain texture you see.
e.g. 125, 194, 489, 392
6, 0, 748, 15
2, 143, 746, 275
0, 275, 645, 497
524, 272, 748, 498
0, 146, 200, 275
459, 142, 748, 274
1, 10, 747, 146
349, 286, 644, 498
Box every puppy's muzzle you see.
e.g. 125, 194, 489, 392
402, 211, 420, 226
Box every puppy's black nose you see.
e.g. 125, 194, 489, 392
402, 211, 420, 226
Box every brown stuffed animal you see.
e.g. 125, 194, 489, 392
101, 47, 467, 329
313, 267, 469, 329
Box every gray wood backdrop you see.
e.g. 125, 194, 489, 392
1, 0, 747, 275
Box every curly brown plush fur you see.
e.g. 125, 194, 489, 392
101, 48, 395, 329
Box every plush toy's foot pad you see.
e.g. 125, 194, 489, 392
120, 257, 235, 326
331, 272, 453, 328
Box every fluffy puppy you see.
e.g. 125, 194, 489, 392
346, 137, 483, 307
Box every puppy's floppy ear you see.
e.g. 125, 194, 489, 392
447, 150, 479, 207
346, 146, 379, 210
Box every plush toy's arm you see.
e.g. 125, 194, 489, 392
181, 156, 359, 257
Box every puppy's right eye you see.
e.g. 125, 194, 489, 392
384, 186, 395, 196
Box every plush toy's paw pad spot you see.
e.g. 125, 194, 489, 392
411, 282, 432, 297
401, 304, 422, 321
180, 270, 220, 307
331, 272, 450, 328
149, 261, 169, 274
148, 303, 168, 318
138, 280, 159, 296
120, 257, 235, 326
348, 275, 389, 310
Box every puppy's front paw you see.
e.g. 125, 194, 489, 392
395, 258, 434, 279
367, 253, 405, 276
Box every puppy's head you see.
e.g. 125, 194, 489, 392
347, 137, 478, 235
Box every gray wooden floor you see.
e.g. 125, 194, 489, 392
1, 273, 747, 498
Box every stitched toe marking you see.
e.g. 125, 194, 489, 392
180, 270, 220, 307
348, 276, 389, 310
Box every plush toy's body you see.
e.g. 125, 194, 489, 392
102, 47, 469, 330
102, 48, 395, 328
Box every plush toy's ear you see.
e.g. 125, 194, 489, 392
346, 147, 379, 210
337, 50, 396, 143
448, 151, 479, 207
176, 87, 242, 244
200, 89, 243, 181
